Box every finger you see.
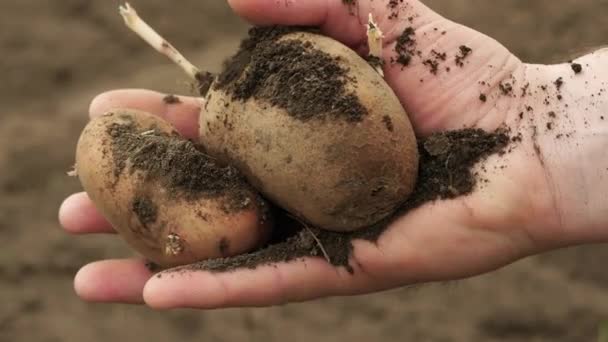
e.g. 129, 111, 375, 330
89, 89, 202, 140
227, 0, 443, 47
227, 0, 329, 26
59, 192, 115, 234
226, 0, 364, 47
74, 259, 152, 304
143, 257, 374, 310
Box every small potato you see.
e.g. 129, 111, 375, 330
75, 109, 271, 267
201, 30, 419, 232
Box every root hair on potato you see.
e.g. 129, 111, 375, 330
304, 226, 331, 264
287, 213, 331, 263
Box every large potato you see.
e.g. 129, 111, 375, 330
76, 109, 271, 267
201, 30, 419, 232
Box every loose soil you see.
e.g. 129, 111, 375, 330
179, 128, 510, 273
214, 26, 367, 122
571, 62, 583, 74
455, 45, 473, 67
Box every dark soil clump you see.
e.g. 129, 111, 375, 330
499, 82, 513, 95
554, 77, 564, 90
389, 0, 402, 8
393, 27, 417, 66
179, 128, 510, 273
571, 63, 583, 74
213, 26, 367, 122
388, 0, 404, 19
455, 45, 473, 67
162, 94, 181, 105
107, 116, 252, 212
423, 59, 439, 74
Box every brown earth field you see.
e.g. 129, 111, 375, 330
1, 1, 607, 341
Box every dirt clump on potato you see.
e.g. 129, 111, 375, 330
176, 128, 511, 273
213, 27, 367, 122
107, 115, 251, 212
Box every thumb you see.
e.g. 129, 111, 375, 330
227, 0, 453, 47
227, 0, 524, 135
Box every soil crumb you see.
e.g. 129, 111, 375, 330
571, 63, 583, 74
388, 0, 404, 19
554, 77, 564, 91
455, 45, 473, 67
162, 94, 181, 105
107, 115, 252, 212
178, 128, 510, 273
393, 27, 417, 66
213, 26, 367, 122
499, 82, 513, 95
389, 0, 402, 8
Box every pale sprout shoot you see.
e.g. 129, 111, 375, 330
67, 166, 78, 177
119, 3, 200, 81
366, 13, 385, 76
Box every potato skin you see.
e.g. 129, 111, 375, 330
200, 32, 419, 232
76, 109, 271, 267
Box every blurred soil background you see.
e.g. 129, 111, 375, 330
1, 1, 607, 341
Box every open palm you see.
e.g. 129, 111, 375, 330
59, 0, 608, 309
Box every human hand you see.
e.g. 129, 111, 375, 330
59, 0, 608, 309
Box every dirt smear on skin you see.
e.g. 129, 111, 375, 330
107, 115, 253, 213
177, 128, 510, 273
162, 94, 181, 105
393, 27, 417, 66
132, 196, 158, 227
455, 45, 473, 67
213, 26, 368, 122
